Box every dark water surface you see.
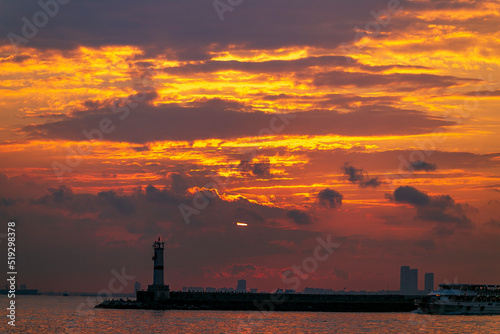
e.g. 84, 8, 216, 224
1, 296, 500, 333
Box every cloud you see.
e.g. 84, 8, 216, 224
317, 188, 343, 209
413, 239, 436, 251
98, 190, 136, 215
237, 159, 272, 178
0, 197, 17, 207
392, 186, 430, 206
341, 162, 384, 188
20, 100, 455, 144
390, 186, 476, 227
167, 173, 190, 195
333, 268, 349, 280
342, 163, 364, 183
313, 71, 477, 91
0, 0, 403, 59
410, 161, 437, 172
485, 219, 500, 228
287, 209, 313, 225
360, 177, 383, 188
252, 161, 271, 177
0, 175, 331, 290
230, 264, 257, 276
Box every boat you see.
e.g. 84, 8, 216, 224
416, 284, 500, 314
63, 291, 69, 296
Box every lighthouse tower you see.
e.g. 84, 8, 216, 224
152, 237, 164, 286
141, 236, 169, 302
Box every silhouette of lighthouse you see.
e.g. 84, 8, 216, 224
142, 236, 170, 301
152, 237, 164, 286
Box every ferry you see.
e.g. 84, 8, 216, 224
416, 284, 500, 314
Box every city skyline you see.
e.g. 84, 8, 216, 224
1, 0, 500, 294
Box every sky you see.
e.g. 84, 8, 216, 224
0, 0, 499, 294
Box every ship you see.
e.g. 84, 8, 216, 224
416, 284, 500, 314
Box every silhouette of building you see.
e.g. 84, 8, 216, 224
236, 279, 246, 292
134, 282, 141, 292
424, 273, 434, 292
142, 237, 170, 301
400, 266, 418, 295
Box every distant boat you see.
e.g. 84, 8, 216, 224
416, 284, 500, 314
63, 291, 69, 296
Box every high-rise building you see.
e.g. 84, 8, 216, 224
134, 281, 141, 292
424, 273, 434, 292
400, 266, 418, 294
236, 279, 247, 292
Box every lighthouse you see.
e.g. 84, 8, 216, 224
152, 237, 164, 286
139, 236, 170, 302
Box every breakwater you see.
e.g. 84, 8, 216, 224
96, 291, 418, 312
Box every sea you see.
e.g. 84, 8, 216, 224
1, 295, 500, 333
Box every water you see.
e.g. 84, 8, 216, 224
1, 296, 500, 333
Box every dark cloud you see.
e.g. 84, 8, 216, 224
98, 190, 136, 215
230, 264, 257, 276
342, 163, 364, 183
252, 161, 271, 177
464, 89, 500, 97
410, 161, 437, 172
0, 54, 32, 63
287, 209, 313, 225
317, 188, 343, 209
162, 56, 351, 75
391, 186, 476, 227
360, 177, 383, 188
0, 0, 401, 60
0, 197, 17, 206
32, 185, 74, 205
413, 239, 436, 251
417, 195, 475, 225
392, 186, 430, 206
313, 71, 478, 91
167, 173, 190, 196
237, 159, 272, 178
132, 145, 150, 152
341, 163, 383, 188
333, 268, 349, 280
21, 100, 454, 143
431, 226, 455, 238
0, 175, 331, 291
263, 93, 401, 110
304, 150, 500, 175
485, 219, 500, 228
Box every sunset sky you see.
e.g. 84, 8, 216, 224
1, 0, 499, 293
